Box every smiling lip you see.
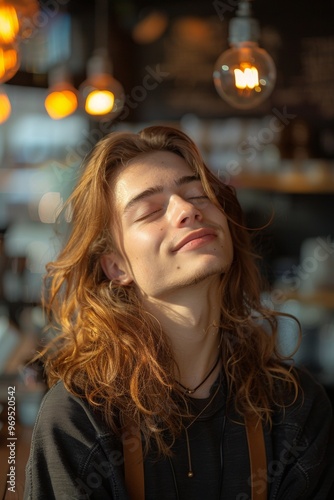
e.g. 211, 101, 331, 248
172, 228, 217, 252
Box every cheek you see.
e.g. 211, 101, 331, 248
210, 206, 229, 228
216, 212, 234, 253
123, 228, 161, 260
224, 221, 233, 249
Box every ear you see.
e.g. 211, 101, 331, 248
100, 252, 133, 286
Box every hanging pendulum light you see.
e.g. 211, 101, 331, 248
0, 0, 39, 123
45, 65, 78, 120
0, 3, 19, 44
0, 3, 19, 123
0, 3, 20, 84
79, 0, 125, 120
213, 0, 276, 110
0, 0, 40, 84
80, 48, 125, 119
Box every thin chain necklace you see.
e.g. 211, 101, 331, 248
175, 354, 221, 395
183, 372, 222, 478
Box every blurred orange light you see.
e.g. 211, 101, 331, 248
132, 11, 168, 44
0, 43, 19, 83
0, 89, 11, 123
0, 4, 19, 44
45, 88, 78, 120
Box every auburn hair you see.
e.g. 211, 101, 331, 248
41, 125, 300, 455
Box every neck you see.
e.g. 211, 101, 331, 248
142, 276, 222, 398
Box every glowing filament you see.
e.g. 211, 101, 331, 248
234, 66, 259, 89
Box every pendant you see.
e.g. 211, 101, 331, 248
185, 388, 195, 395
188, 471, 194, 478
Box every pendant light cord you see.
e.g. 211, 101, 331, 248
95, 0, 109, 52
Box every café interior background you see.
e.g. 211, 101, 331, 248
0, 0, 334, 423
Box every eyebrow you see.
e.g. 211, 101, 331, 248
123, 174, 200, 214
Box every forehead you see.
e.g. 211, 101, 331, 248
113, 150, 197, 204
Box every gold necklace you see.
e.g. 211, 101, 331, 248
183, 372, 222, 478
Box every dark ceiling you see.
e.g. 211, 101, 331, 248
6, 0, 334, 123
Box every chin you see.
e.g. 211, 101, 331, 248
186, 268, 224, 287
175, 261, 228, 290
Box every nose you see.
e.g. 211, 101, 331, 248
168, 195, 203, 227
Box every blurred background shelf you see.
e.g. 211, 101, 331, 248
231, 166, 334, 193
277, 289, 334, 309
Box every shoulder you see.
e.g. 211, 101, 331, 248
268, 368, 334, 498
295, 364, 331, 401
270, 364, 332, 437
26, 383, 127, 498
271, 365, 333, 472
278, 365, 332, 425
34, 380, 112, 441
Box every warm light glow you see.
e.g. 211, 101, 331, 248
45, 89, 78, 120
0, 4, 19, 44
80, 50, 125, 120
85, 89, 115, 115
234, 65, 259, 89
213, 44, 276, 109
132, 11, 168, 44
0, 90, 11, 123
0, 44, 19, 83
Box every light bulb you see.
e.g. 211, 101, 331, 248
0, 4, 19, 44
85, 89, 114, 115
80, 49, 125, 120
45, 86, 78, 120
45, 66, 79, 120
0, 41, 20, 83
213, 1, 276, 110
214, 42, 276, 109
0, 88, 11, 123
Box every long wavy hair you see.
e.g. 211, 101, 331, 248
42, 125, 300, 455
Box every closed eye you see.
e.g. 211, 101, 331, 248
188, 195, 209, 200
187, 195, 210, 205
134, 196, 209, 222
135, 208, 163, 222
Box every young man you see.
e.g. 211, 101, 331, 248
24, 125, 333, 499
